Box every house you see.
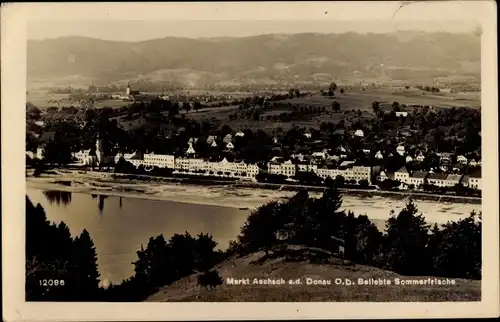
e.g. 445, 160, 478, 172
457, 155, 468, 164
395, 111, 408, 117
460, 175, 470, 187
375, 151, 384, 159
226, 142, 235, 150
304, 131, 312, 139
362, 144, 371, 154
338, 146, 347, 153
222, 134, 232, 144
396, 145, 405, 156
427, 173, 448, 187
405, 155, 413, 163
143, 153, 176, 169
351, 166, 372, 183
281, 160, 296, 177
445, 174, 463, 187
186, 144, 196, 155
311, 151, 327, 160
339, 161, 355, 168
188, 137, 199, 145
468, 169, 482, 190
394, 166, 410, 184
235, 131, 245, 137
377, 171, 394, 182
468, 159, 478, 167
206, 135, 217, 144
438, 153, 452, 162
72, 149, 97, 166
416, 154, 425, 162
210, 140, 218, 148
407, 171, 428, 188
354, 129, 364, 137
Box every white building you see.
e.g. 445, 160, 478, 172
72, 149, 97, 166
394, 166, 410, 183
445, 174, 463, 187
354, 129, 364, 137
235, 131, 245, 137
226, 142, 235, 150
468, 170, 482, 190
281, 160, 296, 178
427, 173, 448, 187
375, 151, 384, 159
395, 111, 408, 117
457, 155, 468, 164
416, 154, 425, 162
405, 155, 413, 163
143, 153, 175, 169
396, 145, 405, 156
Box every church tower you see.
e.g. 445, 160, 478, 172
126, 83, 131, 96
96, 134, 105, 165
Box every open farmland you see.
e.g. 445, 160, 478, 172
182, 88, 480, 132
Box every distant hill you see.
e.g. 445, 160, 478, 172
27, 32, 481, 87
145, 247, 480, 302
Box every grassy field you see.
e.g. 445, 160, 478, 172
146, 247, 481, 302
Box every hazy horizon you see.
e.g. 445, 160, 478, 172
28, 20, 478, 42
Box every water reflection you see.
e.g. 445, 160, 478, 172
98, 195, 108, 214
43, 190, 72, 206
91, 194, 108, 214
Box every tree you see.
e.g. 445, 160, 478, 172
340, 88, 345, 95
383, 200, 431, 275
334, 175, 345, 187
358, 179, 369, 187
372, 102, 381, 115
238, 201, 280, 255
431, 211, 481, 279
197, 269, 223, 290
392, 101, 401, 112
184, 102, 191, 114
26, 104, 42, 120
294, 88, 301, 98
288, 88, 295, 98
329, 82, 338, 93
332, 101, 341, 112
72, 229, 100, 300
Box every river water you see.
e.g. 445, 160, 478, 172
26, 188, 481, 286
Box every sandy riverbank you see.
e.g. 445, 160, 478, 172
26, 174, 297, 210
26, 171, 482, 226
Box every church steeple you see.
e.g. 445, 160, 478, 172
126, 83, 131, 96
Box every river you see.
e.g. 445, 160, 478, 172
26, 187, 481, 286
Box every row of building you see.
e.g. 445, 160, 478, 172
378, 166, 482, 190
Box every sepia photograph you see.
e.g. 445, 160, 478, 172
2, 1, 499, 321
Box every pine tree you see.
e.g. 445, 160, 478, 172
383, 199, 431, 275
72, 229, 101, 300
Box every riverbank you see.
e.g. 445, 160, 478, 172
27, 170, 482, 228
29, 169, 482, 205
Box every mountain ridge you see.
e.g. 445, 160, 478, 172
27, 32, 481, 86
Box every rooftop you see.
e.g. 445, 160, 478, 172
428, 173, 448, 180
411, 171, 428, 179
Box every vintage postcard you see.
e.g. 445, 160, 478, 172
2, 1, 499, 321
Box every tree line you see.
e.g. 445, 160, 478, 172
26, 188, 481, 302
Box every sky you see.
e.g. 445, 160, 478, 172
28, 20, 477, 42
22, 2, 482, 42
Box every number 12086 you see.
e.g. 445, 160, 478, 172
39, 279, 65, 287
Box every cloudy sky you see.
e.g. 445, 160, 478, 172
24, 2, 480, 42
28, 20, 477, 42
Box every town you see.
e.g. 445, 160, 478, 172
26, 83, 482, 197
